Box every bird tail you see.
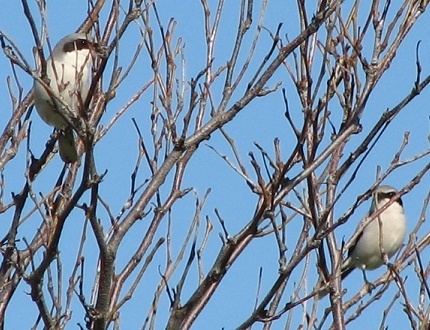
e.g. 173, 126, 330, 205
58, 127, 78, 163
317, 265, 354, 299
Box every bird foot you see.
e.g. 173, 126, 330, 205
365, 280, 375, 294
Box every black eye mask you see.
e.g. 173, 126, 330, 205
63, 39, 96, 53
377, 191, 403, 207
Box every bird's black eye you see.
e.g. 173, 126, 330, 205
74, 39, 91, 50
378, 191, 403, 206
379, 191, 395, 199
63, 38, 92, 53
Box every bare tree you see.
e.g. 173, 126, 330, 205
0, 0, 429, 329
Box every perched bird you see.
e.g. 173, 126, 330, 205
340, 185, 406, 280
318, 185, 406, 298
33, 33, 98, 163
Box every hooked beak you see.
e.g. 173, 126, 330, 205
93, 42, 108, 58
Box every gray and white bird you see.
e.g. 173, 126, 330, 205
341, 185, 406, 279
33, 33, 98, 163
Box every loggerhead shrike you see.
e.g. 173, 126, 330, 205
340, 185, 406, 280
33, 33, 98, 163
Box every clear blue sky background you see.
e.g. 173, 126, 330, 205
0, 1, 429, 329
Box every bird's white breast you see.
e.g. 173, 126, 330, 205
33, 48, 93, 129
350, 201, 406, 270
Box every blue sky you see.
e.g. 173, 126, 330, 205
0, 1, 429, 329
